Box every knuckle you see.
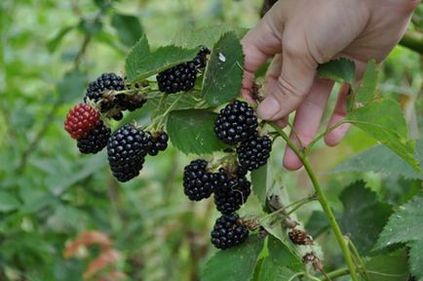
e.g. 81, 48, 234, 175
275, 75, 303, 99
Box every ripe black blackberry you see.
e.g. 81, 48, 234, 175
183, 159, 218, 201
116, 94, 147, 112
107, 124, 152, 182
214, 100, 258, 145
237, 134, 272, 171
156, 61, 197, 94
147, 131, 169, 156
210, 213, 249, 249
85, 73, 125, 111
214, 172, 251, 214
77, 121, 111, 154
193, 46, 211, 69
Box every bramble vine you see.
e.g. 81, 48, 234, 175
63, 25, 421, 281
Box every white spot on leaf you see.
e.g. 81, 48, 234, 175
218, 52, 226, 62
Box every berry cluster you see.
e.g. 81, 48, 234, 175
156, 47, 210, 94
64, 103, 111, 154
64, 47, 210, 182
182, 100, 272, 250
182, 160, 251, 249
64, 72, 170, 182
215, 100, 272, 172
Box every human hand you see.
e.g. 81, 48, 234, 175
241, 0, 418, 170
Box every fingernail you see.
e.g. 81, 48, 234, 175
257, 96, 280, 120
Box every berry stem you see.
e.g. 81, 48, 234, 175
269, 122, 360, 281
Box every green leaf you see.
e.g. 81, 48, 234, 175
255, 258, 297, 281
376, 195, 423, 248
343, 60, 420, 172
267, 236, 303, 271
346, 98, 419, 171
111, 13, 144, 47
47, 25, 75, 53
166, 110, 227, 155
0, 191, 20, 212
339, 181, 393, 255
355, 60, 379, 106
365, 249, 410, 281
202, 32, 244, 106
172, 24, 247, 49
125, 35, 200, 82
57, 70, 87, 103
409, 240, 423, 281
305, 210, 330, 238
251, 164, 268, 207
201, 235, 265, 281
333, 140, 423, 180
317, 58, 356, 84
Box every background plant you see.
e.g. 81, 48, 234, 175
1, 0, 423, 281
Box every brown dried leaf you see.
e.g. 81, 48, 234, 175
83, 249, 121, 279
64, 231, 112, 259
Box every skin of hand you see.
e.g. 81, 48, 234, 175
241, 0, 418, 170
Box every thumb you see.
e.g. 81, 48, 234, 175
257, 35, 317, 120
240, 12, 283, 98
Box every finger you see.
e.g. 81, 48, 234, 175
241, 19, 282, 99
275, 117, 289, 129
264, 54, 282, 95
324, 84, 351, 147
257, 30, 318, 120
323, 59, 366, 146
266, 55, 289, 128
283, 79, 334, 170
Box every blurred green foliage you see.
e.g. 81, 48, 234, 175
0, 0, 422, 280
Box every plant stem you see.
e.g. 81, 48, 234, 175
269, 123, 359, 281
324, 267, 350, 280
399, 30, 423, 55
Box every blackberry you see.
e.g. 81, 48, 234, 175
183, 159, 217, 201
237, 134, 272, 171
156, 61, 197, 94
107, 124, 152, 182
214, 172, 251, 214
116, 94, 147, 112
64, 103, 100, 139
210, 213, 249, 249
77, 121, 111, 154
214, 100, 258, 145
288, 229, 312, 245
85, 73, 125, 111
111, 111, 124, 121
193, 46, 211, 69
147, 131, 169, 156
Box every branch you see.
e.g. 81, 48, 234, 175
399, 30, 423, 55
269, 123, 360, 281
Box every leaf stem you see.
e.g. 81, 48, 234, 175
269, 122, 359, 281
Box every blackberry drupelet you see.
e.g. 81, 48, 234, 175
156, 61, 197, 94
214, 173, 251, 214
107, 124, 152, 182
237, 134, 272, 171
214, 100, 258, 145
193, 46, 211, 69
64, 103, 100, 139
77, 121, 111, 154
183, 159, 217, 201
147, 131, 169, 156
85, 73, 125, 111
210, 213, 249, 249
